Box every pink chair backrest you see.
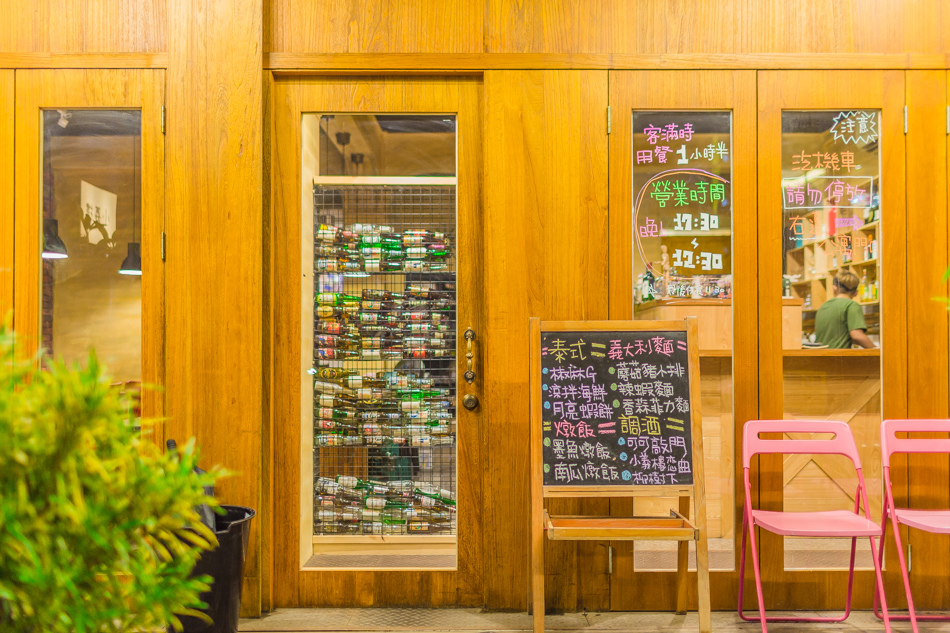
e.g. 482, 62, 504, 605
881, 419, 950, 468
742, 420, 863, 469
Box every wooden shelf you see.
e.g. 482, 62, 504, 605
858, 220, 879, 231
851, 258, 878, 267
783, 348, 880, 357
858, 299, 879, 305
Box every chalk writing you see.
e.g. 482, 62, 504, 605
541, 329, 694, 487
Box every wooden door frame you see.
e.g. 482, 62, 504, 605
606, 69, 758, 611
0, 70, 13, 322
756, 70, 908, 609
266, 74, 485, 608
11, 69, 166, 429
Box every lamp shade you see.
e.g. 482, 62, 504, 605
41, 218, 68, 259
118, 242, 142, 275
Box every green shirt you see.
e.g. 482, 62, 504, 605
815, 296, 867, 349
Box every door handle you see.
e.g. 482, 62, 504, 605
462, 394, 479, 410
463, 327, 476, 384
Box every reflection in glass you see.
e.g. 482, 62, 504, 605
780, 110, 882, 570
41, 110, 142, 394
317, 114, 456, 177
631, 112, 735, 571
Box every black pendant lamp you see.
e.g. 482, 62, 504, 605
119, 136, 142, 276
42, 218, 68, 259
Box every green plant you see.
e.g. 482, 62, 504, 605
0, 324, 223, 632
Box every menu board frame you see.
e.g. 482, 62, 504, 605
528, 317, 711, 633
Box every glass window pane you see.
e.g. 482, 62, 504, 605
302, 113, 458, 567
317, 114, 456, 177
780, 110, 882, 570
41, 110, 142, 393
631, 111, 735, 571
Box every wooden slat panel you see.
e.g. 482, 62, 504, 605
0, 0, 165, 54
267, 0, 483, 54
0, 71, 12, 322
756, 69, 907, 610
166, 0, 263, 615
483, 69, 609, 612
906, 69, 950, 611
270, 76, 484, 608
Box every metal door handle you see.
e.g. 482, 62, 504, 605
462, 394, 479, 410
463, 327, 476, 384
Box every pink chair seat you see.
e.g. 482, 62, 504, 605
892, 509, 950, 534
752, 509, 881, 537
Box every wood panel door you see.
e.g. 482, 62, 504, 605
607, 70, 757, 611
756, 70, 907, 610
12, 69, 166, 426
268, 75, 484, 607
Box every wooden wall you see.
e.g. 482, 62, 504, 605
0, 0, 165, 53
1, 0, 950, 620
165, 0, 264, 617
483, 70, 610, 612
265, 0, 950, 55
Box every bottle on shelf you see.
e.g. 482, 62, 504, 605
858, 273, 868, 301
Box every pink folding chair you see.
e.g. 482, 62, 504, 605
738, 420, 891, 633
872, 419, 950, 633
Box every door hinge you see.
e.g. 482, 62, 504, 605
946, 106, 949, 135
608, 544, 613, 574
161, 231, 166, 262
904, 105, 908, 134
908, 543, 912, 571
607, 106, 611, 135
161, 105, 166, 135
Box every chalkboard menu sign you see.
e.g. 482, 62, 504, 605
540, 329, 694, 487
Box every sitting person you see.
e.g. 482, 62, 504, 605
814, 271, 876, 349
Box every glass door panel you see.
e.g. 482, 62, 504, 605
301, 112, 459, 566
757, 70, 906, 608
631, 110, 735, 572
781, 110, 882, 569
13, 70, 165, 429
607, 70, 757, 611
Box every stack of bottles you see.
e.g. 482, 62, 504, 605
311, 367, 455, 448
315, 223, 451, 273
314, 286, 455, 361
314, 476, 456, 534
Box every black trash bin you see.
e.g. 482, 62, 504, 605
175, 505, 256, 633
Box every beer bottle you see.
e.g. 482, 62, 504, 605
315, 305, 358, 320
310, 367, 363, 388
315, 259, 339, 272
427, 243, 450, 260
316, 292, 360, 306
315, 224, 339, 242
364, 259, 402, 273
316, 393, 359, 409
362, 288, 403, 302
406, 246, 429, 260
316, 406, 358, 421
315, 347, 361, 360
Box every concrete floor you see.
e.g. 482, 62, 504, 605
239, 608, 950, 632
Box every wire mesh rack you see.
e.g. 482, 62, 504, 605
310, 184, 458, 537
